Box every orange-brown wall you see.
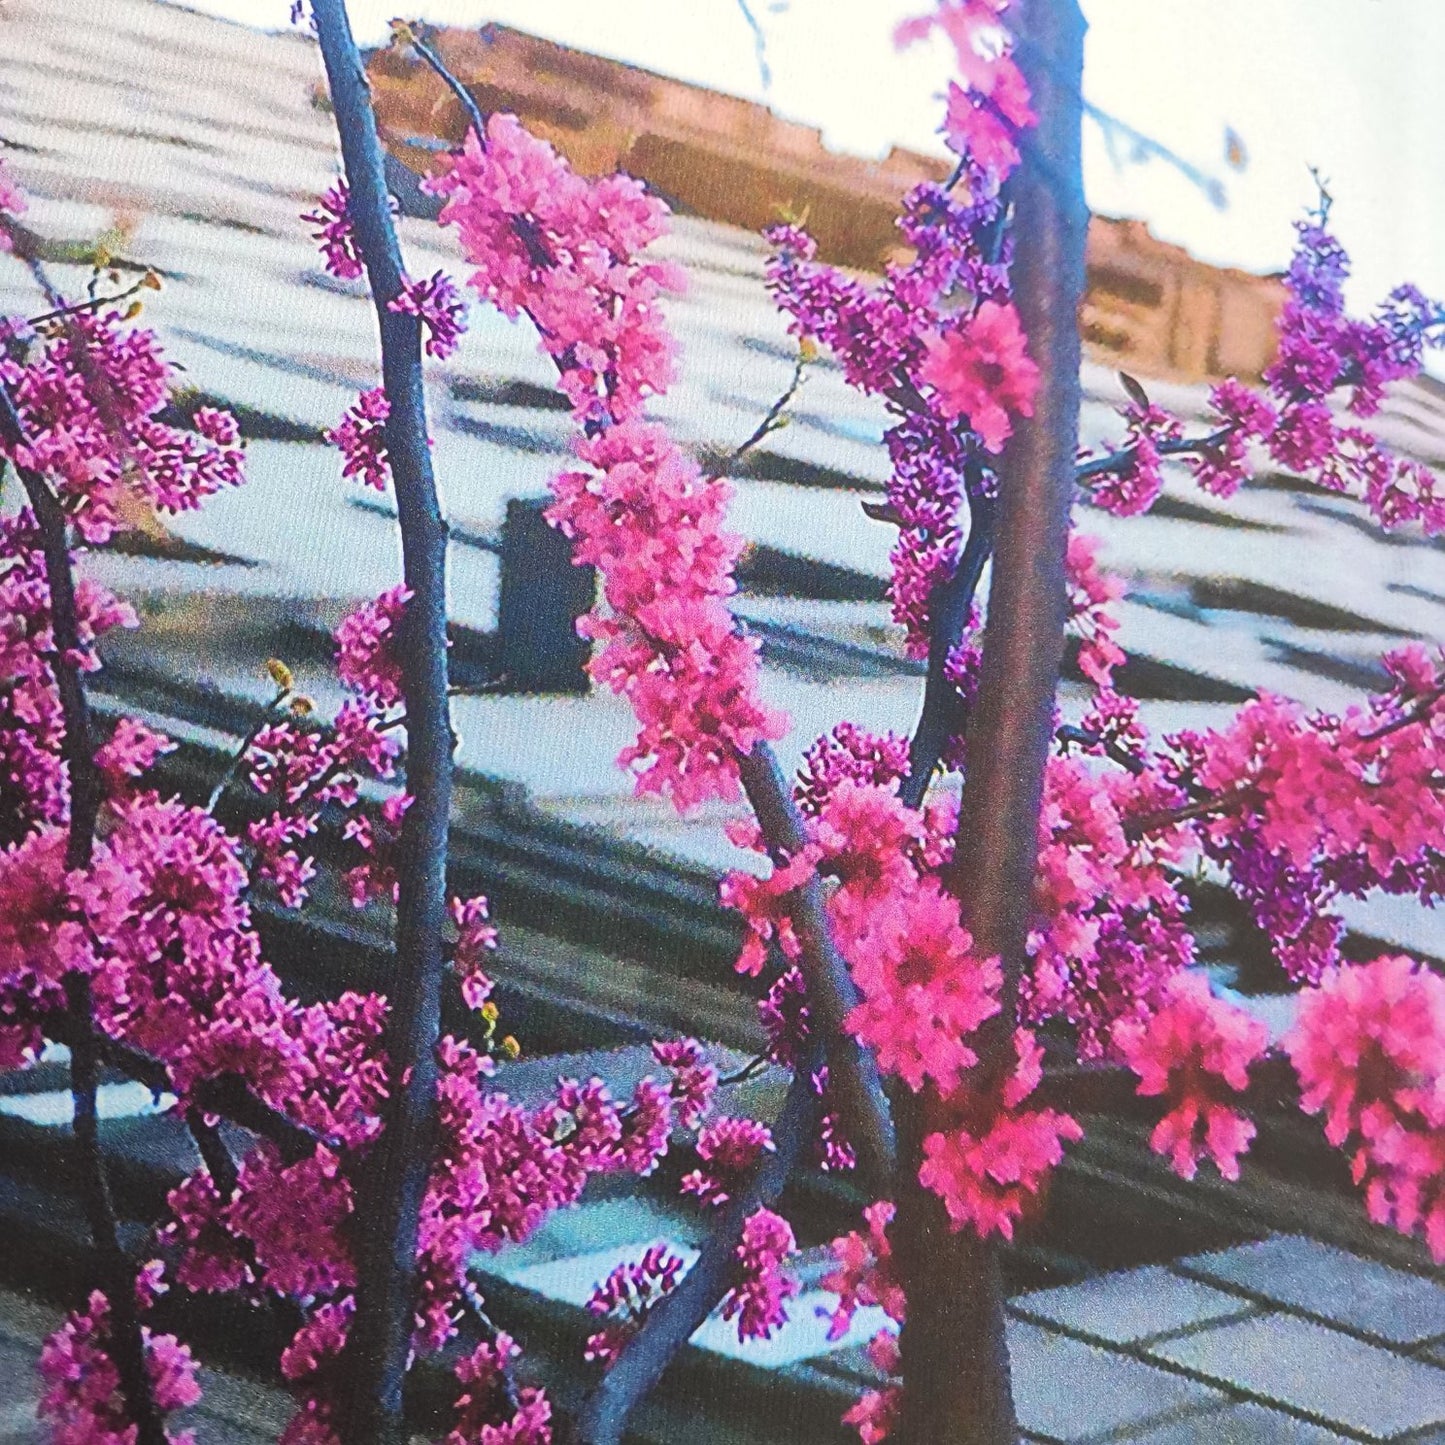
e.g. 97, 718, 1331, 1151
369, 24, 1285, 383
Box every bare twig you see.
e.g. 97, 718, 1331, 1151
206, 683, 290, 814
709, 346, 810, 480
400, 26, 487, 145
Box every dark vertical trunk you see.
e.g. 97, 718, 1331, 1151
891, 2, 1088, 1441
310, 5, 455, 1443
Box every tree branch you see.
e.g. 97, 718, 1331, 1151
311, 7, 456, 1444
899, 490, 997, 811
1075, 425, 1235, 483
569, 1042, 824, 1445
737, 743, 896, 1189
41, 1011, 325, 1163
1122, 785, 1253, 842
0, 384, 165, 1445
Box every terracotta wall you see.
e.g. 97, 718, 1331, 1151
369, 25, 1285, 383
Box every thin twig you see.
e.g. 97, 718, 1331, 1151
1075, 425, 1236, 483
1055, 723, 1146, 775
1122, 785, 1254, 842
899, 490, 997, 811
735, 0, 774, 90
709, 347, 810, 481
25, 273, 156, 330
206, 685, 290, 814
1356, 684, 1445, 744
403, 29, 487, 145
716, 1055, 771, 1089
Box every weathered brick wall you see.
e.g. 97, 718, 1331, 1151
368, 23, 1285, 383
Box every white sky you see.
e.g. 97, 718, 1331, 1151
174, 0, 1445, 313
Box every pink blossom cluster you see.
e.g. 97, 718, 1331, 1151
1084, 399, 1181, 517
764, 0, 1036, 660
584, 1245, 686, 1366
651, 1036, 719, 1129
0, 310, 244, 544
825, 1201, 906, 1445
1289, 955, 1445, 1260
428, 113, 684, 427
1114, 974, 1269, 1181
1155, 650, 1445, 982
334, 584, 410, 708
823, 1200, 906, 1340
388, 269, 469, 361
1084, 202, 1444, 530
0, 513, 138, 864
722, 1207, 799, 1340
429, 112, 787, 811
302, 180, 364, 280
325, 386, 391, 492
38, 1289, 201, 1445
1025, 755, 1197, 1059
450, 1332, 553, 1445
1063, 532, 1127, 689
917, 301, 1039, 455
549, 420, 788, 810
0, 152, 27, 250
896, 1, 1036, 186
680, 1117, 774, 1208
917, 1030, 1082, 1239
452, 894, 499, 1010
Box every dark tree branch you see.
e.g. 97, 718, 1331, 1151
710, 347, 809, 480
403, 28, 487, 144
1357, 684, 1445, 743
42, 1010, 325, 1163
0, 381, 166, 1445
895, 199, 1012, 813
1075, 425, 1235, 483
1055, 723, 1146, 775
893, 3, 1089, 1441
737, 743, 896, 1189
24, 272, 157, 330
186, 1110, 241, 1199
570, 1042, 824, 1445
64, 975, 168, 1445
1122, 785, 1253, 842
899, 491, 997, 811
373, 36, 891, 1434
311, 7, 456, 1445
